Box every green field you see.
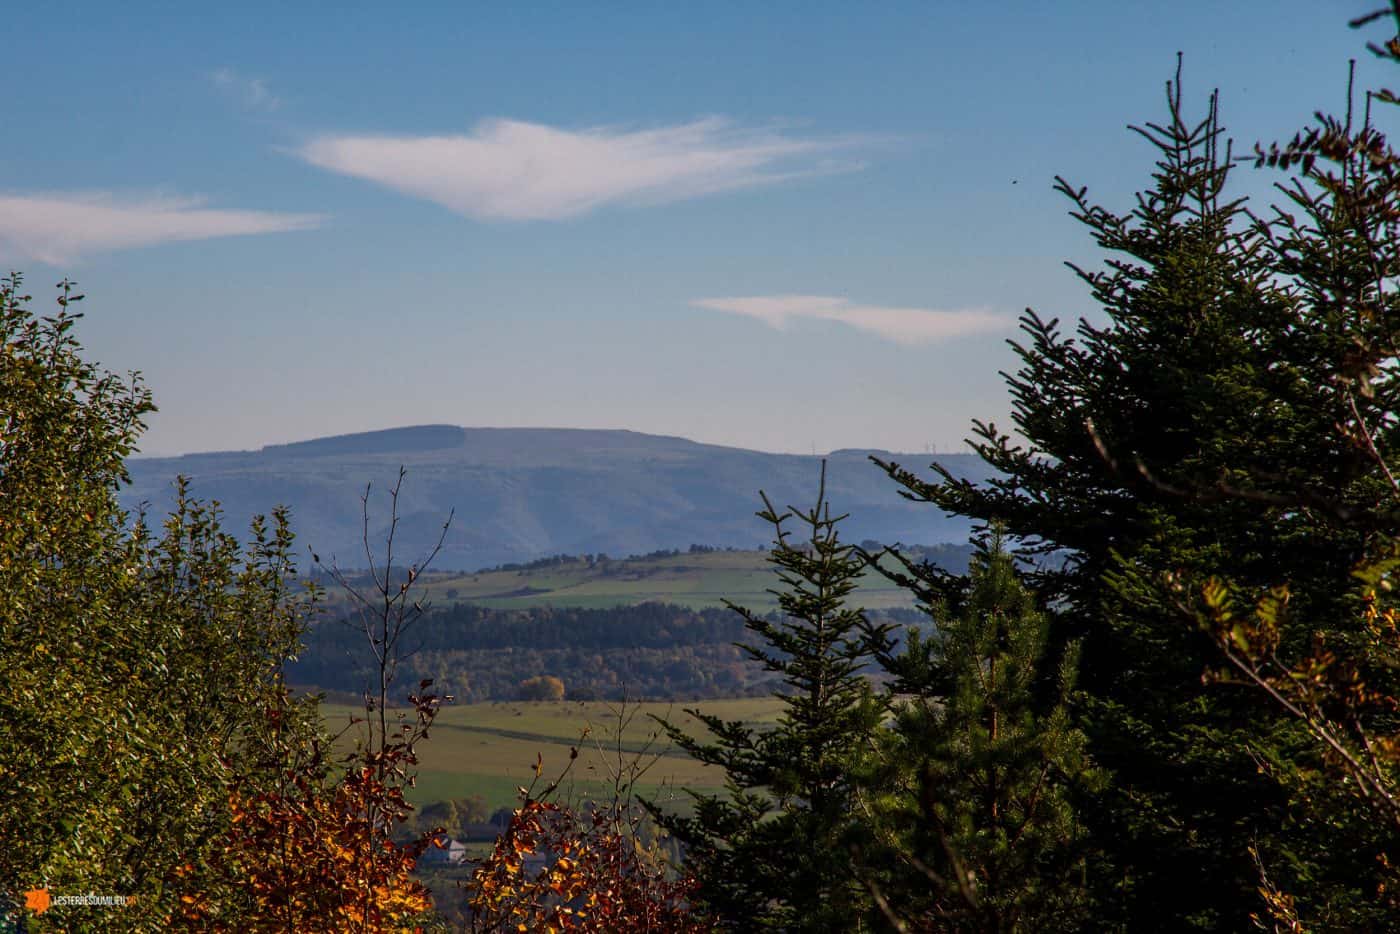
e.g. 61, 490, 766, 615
321, 698, 786, 812
313, 548, 922, 812
366, 548, 920, 612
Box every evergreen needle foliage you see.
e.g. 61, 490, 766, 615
874, 45, 1400, 928
654, 464, 891, 931
865, 531, 1102, 932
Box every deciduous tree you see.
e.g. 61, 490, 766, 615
1, 276, 446, 931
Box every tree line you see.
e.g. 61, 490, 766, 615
292, 600, 926, 702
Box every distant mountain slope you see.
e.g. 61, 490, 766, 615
123, 426, 990, 570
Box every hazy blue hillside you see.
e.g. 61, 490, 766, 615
124, 426, 991, 570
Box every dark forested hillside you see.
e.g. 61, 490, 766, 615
289, 600, 926, 703
123, 426, 991, 570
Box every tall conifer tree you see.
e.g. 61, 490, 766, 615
655, 465, 890, 931
875, 63, 1400, 926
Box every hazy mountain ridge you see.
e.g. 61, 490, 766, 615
124, 426, 989, 570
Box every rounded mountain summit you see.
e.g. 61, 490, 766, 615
124, 426, 989, 571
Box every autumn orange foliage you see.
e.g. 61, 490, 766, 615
180, 685, 444, 932
1195, 575, 1400, 929
468, 797, 705, 933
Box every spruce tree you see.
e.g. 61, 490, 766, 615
866, 533, 1102, 932
654, 465, 890, 931
875, 65, 1400, 926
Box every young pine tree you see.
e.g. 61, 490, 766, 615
655, 465, 891, 931
866, 533, 1102, 932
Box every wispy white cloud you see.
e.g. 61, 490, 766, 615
210, 68, 281, 112
0, 192, 323, 264
692, 295, 1008, 345
295, 117, 871, 221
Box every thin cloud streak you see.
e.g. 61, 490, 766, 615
210, 68, 281, 111
0, 192, 323, 264
296, 117, 871, 221
692, 295, 1008, 345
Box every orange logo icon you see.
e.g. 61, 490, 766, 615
23, 888, 50, 914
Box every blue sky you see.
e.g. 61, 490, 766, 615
3, 2, 1390, 456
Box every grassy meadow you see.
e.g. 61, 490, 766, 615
321, 698, 786, 812
380, 548, 920, 612
311, 548, 932, 811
